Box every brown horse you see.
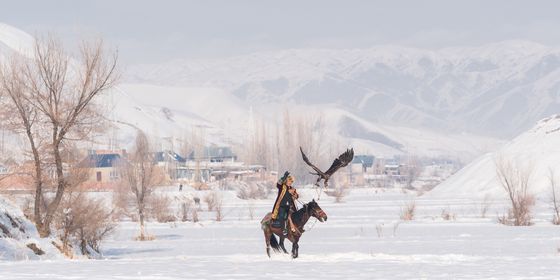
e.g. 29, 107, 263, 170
261, 199, 327, 258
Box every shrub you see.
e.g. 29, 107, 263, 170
148, 194, 175, 223
54, 192, 116, 257
204, 191, 219, 211
495, 156, 535, 226
236, 182, 268, 200
441, 208, 455, 221
326, 185, 349, 203
400, 201, 416, 221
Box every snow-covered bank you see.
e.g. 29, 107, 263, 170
0, 196, 61, 261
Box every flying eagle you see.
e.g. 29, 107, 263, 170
300, 147, 354, 188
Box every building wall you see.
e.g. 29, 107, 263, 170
85, 167, 119, 184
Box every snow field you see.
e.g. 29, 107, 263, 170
2, 187, 560, 279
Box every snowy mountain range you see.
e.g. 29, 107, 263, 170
2, 22, 541, 162
127, 41, 560, 139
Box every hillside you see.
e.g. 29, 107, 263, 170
428, 114, 560, 199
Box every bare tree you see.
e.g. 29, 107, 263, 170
0, 56, 46, 233
0, 35, 118, 237
495, 156, 534, 226
112, 182, 133, 221
189, 126, 207, 188
548, 168, 560, 225
404, 156, 423, 190
178, 131, 194, 160
121, 130, 161, 240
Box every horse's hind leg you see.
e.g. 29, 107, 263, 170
279, 236, 288, 254
291, 242, 299, 259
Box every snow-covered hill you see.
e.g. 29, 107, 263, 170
0, 23, 34, 58
127, 41, 560, 139
0, 196, 61, 260
104, 84, 250, 147
428, 114, 560, 199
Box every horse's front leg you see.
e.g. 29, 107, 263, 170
279, 236, 289, 254
291, 241, 299, 259
264, 230, 271, 258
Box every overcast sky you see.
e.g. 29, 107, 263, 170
2, 0, 560, 64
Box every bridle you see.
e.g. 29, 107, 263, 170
296, 199, 326, 221
296, 203, 326, 232
313, 208, 326, 220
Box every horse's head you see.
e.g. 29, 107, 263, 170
307, 199, 328, 222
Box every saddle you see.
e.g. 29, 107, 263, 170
261, 212, 303, 235
261, 212, 283, 228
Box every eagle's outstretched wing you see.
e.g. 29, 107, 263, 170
300, 147, 325, 176
324, 148, 354, 176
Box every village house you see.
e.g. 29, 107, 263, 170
154, 150, 187, 180
187, 146, 237, 162
78, 150, 125, 189
365, 157, 412, 187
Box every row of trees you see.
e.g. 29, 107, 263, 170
240, 111, 345, 185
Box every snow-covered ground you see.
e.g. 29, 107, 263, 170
2, 187, 560, 279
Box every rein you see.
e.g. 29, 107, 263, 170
305, 216, 318, 232
293, 202, 321, 232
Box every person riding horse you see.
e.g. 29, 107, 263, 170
271, 171, 299, 236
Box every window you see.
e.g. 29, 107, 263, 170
110, 170, 119, 180
96, 171, 102, 182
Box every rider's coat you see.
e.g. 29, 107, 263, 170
271, 183, 297, 220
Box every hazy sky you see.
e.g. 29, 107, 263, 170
2, 0, 560, 64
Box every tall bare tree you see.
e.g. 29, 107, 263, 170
0, 56, 46, 229
121, 130, 160, 240
0, 35, 118, 236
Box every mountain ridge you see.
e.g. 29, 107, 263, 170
126, 41, 560, 138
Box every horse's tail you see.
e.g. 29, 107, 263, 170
269, 234, 280, 252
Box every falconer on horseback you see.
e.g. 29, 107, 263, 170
271, 171, 299, 236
